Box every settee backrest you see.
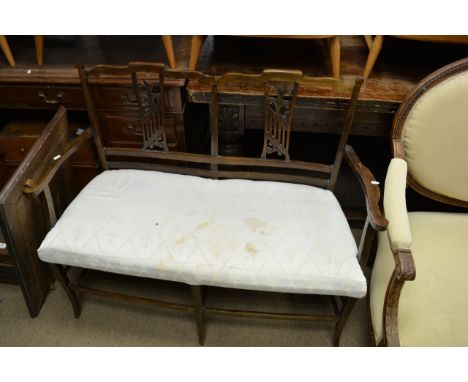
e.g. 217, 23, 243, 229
77, 62, 363, 192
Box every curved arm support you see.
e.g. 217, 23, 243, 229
344, 145, 388, 231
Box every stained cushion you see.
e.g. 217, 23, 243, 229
370, 212, 468, 346
38, 169, 365, 298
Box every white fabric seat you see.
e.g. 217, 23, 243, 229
38, 169, 366, 298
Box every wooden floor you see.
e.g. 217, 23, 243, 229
1, 35, 467, 103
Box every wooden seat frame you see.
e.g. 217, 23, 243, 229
11, 63, 387, 345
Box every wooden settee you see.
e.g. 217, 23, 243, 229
0, 63, 386, 345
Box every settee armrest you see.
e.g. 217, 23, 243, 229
24, 127, 92, 197
344, 145, 388, 231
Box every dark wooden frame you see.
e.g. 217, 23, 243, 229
0, 108, 82, 316
6, 63, 387, 345
374, 57, 468, 346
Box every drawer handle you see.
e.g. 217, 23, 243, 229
37, 91, 64, 104
20, 148, 25, 153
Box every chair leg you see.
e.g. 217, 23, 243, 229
49, 264, 81, 318
363, 35, 384, 80
34, 35, 44, 65
0, 35, 15, 66
191, 285, 206, 345
328, 36, 340, 80
161, 35, 176, 68
333, 297, 357, 346
363, 35, 374, 50
189, 35, 205, 71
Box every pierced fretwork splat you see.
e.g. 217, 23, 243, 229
132, 76, 169, 151
261, 82, 299, 161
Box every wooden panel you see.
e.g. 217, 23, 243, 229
0, 107, 72, 317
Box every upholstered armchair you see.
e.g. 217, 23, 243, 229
370, 58, 468, 346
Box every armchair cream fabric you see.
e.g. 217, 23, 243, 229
383, 159, 412, 252
370, 58, 468, 346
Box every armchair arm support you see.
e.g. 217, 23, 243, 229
381, 159, 416, 347
344, 145, 388, 231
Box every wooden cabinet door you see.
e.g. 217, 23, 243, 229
0, 108, 73, 317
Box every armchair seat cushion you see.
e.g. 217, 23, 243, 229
38, 169, 365, 297
370, 211, 468, 346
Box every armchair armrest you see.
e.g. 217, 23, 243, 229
383, 158, 415, 282
344, 145, 388, 231
383, 158, 412, 251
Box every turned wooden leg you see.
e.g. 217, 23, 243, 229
333, 297, 357, 346
34, 35, 44, 65
328, 36, 340, 80
49, 264, 81, 318
0, 35, 15, 66
191, 285, 206, 345
363, 35, 384, 80
363, 35, 374, 50
189, 35, 205, 71
161, 35, 176, 68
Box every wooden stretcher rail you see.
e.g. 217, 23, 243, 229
104, 147, 333, 174
106, 160, 330, 188
72, 283, 339, 323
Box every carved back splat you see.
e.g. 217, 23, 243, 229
131, 70, 169, 151
261, 81, 298, 161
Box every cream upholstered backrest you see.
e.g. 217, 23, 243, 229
395, 61, 468, 204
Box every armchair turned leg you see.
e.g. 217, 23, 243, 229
189, 35, 205, 71
49, 264, 81, 318
328, 36, 341, 80
333, 297, 357, 346
363, 35, 384, 80
191, 285, 206, 345
161, 35, 176, 69
0, 35, 15, 66
34, 35, 44, 65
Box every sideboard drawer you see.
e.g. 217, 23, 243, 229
101, 113, 179, 148
1, 138, 36, 164
93, 86, 185, 113
0, 85, 85, 109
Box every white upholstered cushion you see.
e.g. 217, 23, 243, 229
38, 169, 365, 298
403, 70, 468, 202
371, 212, 468, 346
